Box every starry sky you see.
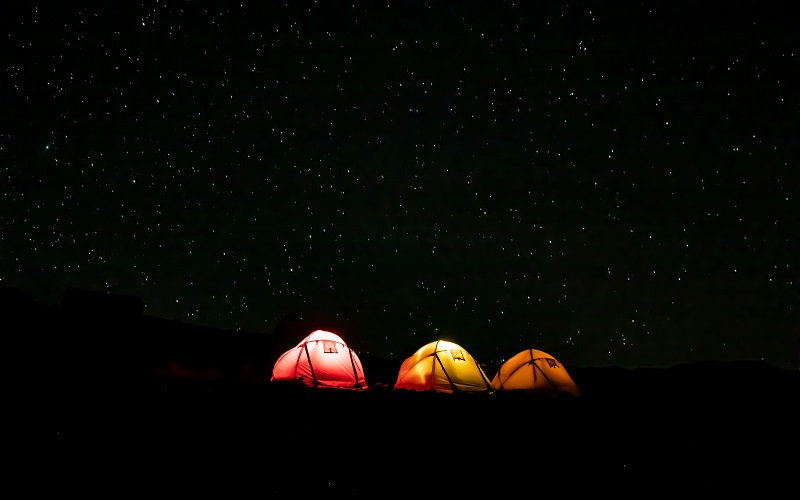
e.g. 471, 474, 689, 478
2, 1, 797, 369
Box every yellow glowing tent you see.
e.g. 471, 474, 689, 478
491, 348, 581, 396
394, 340, 493, 393
270, 330, 368, 389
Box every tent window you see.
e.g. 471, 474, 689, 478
546, 358, 558, 368
323, 340, 338, 353
450, 349, 465, 361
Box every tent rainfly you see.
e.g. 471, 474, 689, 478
270, 329, 368, 390
491, 348, 581, 396
394, 340, 493, 393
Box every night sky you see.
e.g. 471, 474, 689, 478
2, 1, 797, 370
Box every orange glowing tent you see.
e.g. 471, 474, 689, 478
394, 340, 493, 393
491, 348, 581, 396
270, 329, 368, 389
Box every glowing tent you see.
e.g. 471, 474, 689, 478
394, 340, 493, 393
270, 329, 368, 389
491, 348, 581, 396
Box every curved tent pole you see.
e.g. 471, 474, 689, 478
303, 341, 318, 388
433, 340, 492, 393
525, 348, 558, 391
290, 346, 305, 381
431, 340, 458, 393
531, 361, 557, 390
471, 356, 493, 392
347, 347, 365, 389
433, 351, 456, 392
495, 349, 560, 391
498, 362, 527, 389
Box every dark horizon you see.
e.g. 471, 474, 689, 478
5, 282, 800, 496
3, 284, 796, 372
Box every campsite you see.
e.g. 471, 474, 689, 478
4, 287, 799, 497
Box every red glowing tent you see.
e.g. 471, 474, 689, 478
270, 329, 368, 389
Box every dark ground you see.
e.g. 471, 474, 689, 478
3, 287, 799, 497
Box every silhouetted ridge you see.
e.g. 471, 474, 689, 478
2, 287, 797, 399
61, 287, 144, 317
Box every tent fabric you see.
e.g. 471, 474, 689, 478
491, 348, 581, 396
394, 340, 493, 393
270, 330, 368, 390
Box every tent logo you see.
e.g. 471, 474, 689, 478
450, 349, 465, 361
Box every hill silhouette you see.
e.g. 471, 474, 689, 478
3, 286, 799, 496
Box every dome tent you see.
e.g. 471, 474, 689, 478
270, 329, 368, 390
491, 348, 581, 396
394, 340, 493, 393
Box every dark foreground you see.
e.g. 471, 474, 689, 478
3, 287, 798, 497
8, 362, 800, 498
